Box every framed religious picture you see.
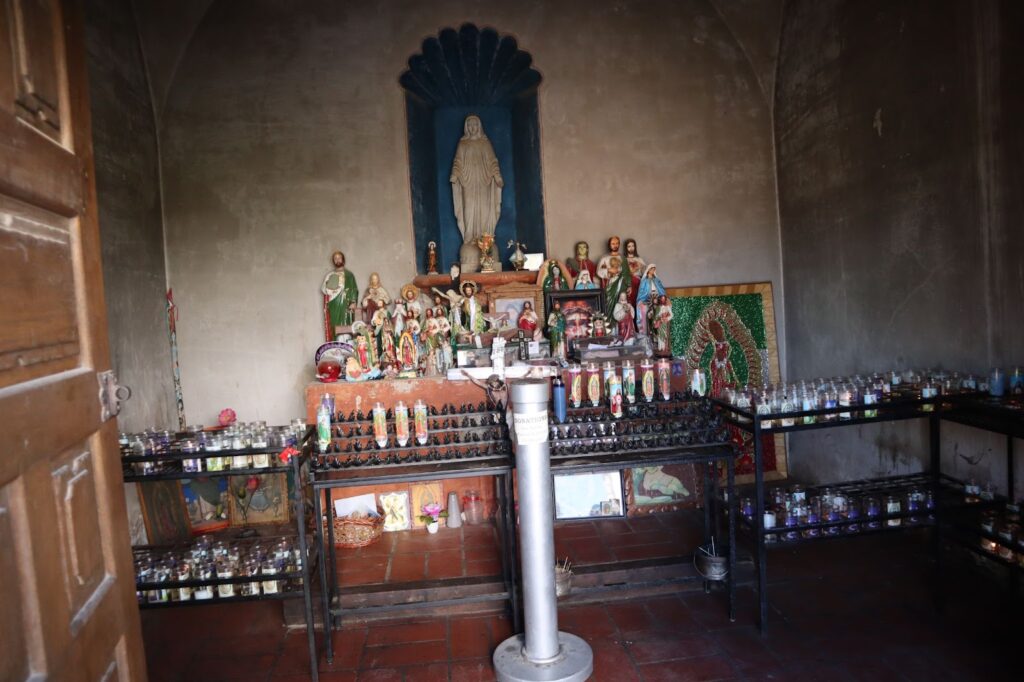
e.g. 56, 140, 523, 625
379, 490, 412, 532
624, 465, 701, 516
544, 289, 606, 348
553, 471, 624, 520
137, 480, 190, 545
665, 282, 787, 483
535, 258, 575, 292
181, 477, 231, 535
486, 281, 545, 335
409, 481, 444, 528
228, 473, 289, 526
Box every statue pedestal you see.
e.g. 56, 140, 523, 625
460, 242, 502, 274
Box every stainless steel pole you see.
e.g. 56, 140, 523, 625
494, 377, 592, 682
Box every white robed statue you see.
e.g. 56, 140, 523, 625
451, 115, 503, 252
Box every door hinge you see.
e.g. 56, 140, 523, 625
98, 371, 131, 422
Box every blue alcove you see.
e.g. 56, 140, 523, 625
401, 25, 545, 274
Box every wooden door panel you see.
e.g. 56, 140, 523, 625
0, 487, 34, 682
0, 192, 80, 388
0, 0, 146, 678
10, 0, 66, 142
52, 449, 111, 625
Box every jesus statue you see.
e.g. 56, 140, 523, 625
450, 115, 503, 246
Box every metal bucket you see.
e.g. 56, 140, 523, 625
694, 544, 728, 581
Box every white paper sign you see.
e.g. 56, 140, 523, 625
513, 410, 549, 445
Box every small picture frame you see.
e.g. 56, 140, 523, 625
624, 465, 701, 516
553, 471, 625, 520
228, 473, 289, 526
487, 281, 546, 328
379, 490, 412, 532
409, 481, 444, 528
544, 289, 607, 347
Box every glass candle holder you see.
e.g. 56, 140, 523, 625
239, 558, 260, 596
845, 497, 861, 533
640, 360, 655, 403
865, 497, 881, 529
395, 401, 410, 447
193, 563, 215, 600
586, 363, 602, 407
414, 400, 430, 444
657, 359, 671, 400
176, 562, 193, 602
261, 559, 280, 595
216, 560, 235, 598
885, 495, 902, 527
621, 361, 636, 404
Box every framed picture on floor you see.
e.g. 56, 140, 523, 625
137, 480, 190, 545
228, 473, 289, 526
181, 477, 230, 535
665, 281, 787, 483
409, 481, 444, 528
553, 471, 624, 520
379, 490, 411, 532
624, 465, 701, 516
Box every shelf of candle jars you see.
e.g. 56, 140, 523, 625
326, 425, 508, 449
711, 392, 947, 435
313, 443, 512, 472
729, 473, 995, 547
940, 394, 1024, 439
132, 530, 316, 609
331, 403, 502, 426
942, 525, 1024, 574
549, 430, 729, 459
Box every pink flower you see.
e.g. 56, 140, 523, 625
218, 408, 237, 426
422, 503, 442, 518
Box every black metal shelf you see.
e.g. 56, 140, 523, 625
330, 407, 503, 427
138, 587, 305, 609
123, 464, 292, 481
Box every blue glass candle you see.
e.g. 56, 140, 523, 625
989, 368, 1005, 397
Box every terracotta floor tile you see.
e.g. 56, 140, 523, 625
399, 662, 450, 681
464, 543, 501, 562
361, 640, 448, 668
426, 548, 464, 579
449, 658, 497, 682
465, 558, 502, 577
450, 616, 493, 659
272, 673, 356, 682
562, 538, 615, 564
488, 615, 514, 644
354, 669, 403, 681
558, 604, 617, 640
589, 635, 641, 682
387, 554, 426, 582
553, 522, 599, 540
611, 542, 684, 561
365, 621, 445, 647
607, 602, 657, 637
627, 634, 719, 664
637, 654, 736, 681
327, 627, 368, 670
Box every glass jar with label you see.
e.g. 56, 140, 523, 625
205, 435, 224, 471
865, 497, 881, 529
193, 562, 215, 600
176, 562, 193, 602
216, 560, 236, 598
239, 558, 260, 596
845, 496, 861, 533
803, 498, 821, 538
152, 561, 172, 603
261, 559, 280, 594
180, 438, 202, 473
135, 560, 152, 603
885, 495, 902, 527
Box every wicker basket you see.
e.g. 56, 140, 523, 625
332, 511, 384, 549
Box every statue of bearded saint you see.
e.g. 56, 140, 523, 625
450, 115, 503, 245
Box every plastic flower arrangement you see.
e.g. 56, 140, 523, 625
418, 502, 448, 524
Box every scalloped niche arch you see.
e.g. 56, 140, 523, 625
400, 24, 545, 274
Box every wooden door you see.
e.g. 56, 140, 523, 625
0, 0, 147, 680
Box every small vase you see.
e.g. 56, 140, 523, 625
479, 252, 496, 273
426, 521, 439, 534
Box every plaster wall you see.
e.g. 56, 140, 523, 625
86, 0, 177, 432
159, 0, 783, 424
775, 0, 1023, 487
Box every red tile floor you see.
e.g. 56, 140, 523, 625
142, 514, 1016, 681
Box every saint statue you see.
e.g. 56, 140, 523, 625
635, 264, 666, 332
450, 115, 503, 244
321, 250, 358, 341
460, 281, 486, 335
623, 238, 645, 305
517, 301, 541, 341
652, 294, 674, 355
539, 259, 571, 292
574, 270, 597, 290
566, 241, 597, 280
360, 272, 391, 324
547, 301, 567, 360
613, 292, 636, 341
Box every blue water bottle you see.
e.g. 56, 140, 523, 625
552, 373, 567, 424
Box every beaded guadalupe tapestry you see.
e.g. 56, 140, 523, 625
666, 282, 787, 483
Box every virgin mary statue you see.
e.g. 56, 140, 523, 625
450, 115, 503, 245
